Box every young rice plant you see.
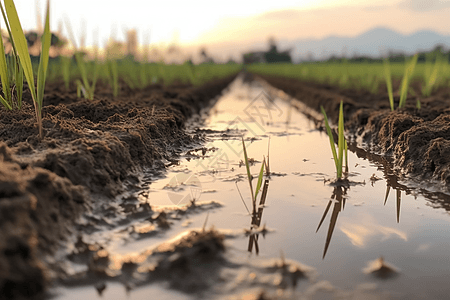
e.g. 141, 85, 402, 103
321, 101, 348, 180
3, 0, 51, 139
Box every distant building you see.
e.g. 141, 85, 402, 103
243, 38, 292, 64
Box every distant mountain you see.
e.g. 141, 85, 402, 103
277, 27, 450, 62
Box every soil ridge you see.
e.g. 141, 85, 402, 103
0, 74, 237, 299
255, 73, 450, 188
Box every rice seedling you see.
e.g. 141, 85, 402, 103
60, 55, 71, 90
236, 137, 269, 225
107, 59, 119, 96
3, 0, 51, 139
0, 23, 12, 110
422, 52, 443, 97
0, 3, 23, 110
236, 137, 271, 254
320, 101, 348, 180
248, 59, 450, 104
398, 53, 418, 109
64, 19, 98, 100
383, 58, 395, 111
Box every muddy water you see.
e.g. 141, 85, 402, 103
53, 76, 450, 299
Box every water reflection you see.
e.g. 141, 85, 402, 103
316, 186, 348, 259
349, 141, 450, 213
384, 186, 402, 223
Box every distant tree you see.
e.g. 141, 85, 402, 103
199, 47, 214, 64
264, 37, 291, 63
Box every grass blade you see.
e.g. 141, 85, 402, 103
36, 0, 51, 111
235, 181, 251, 216
399, 54, 418, 108
15, 55, 23, 109
0, 20, 12, 109
344, 139, 348, 173
383, 58, 394, 111
4, 0, 36, 100
242, 137, 256, 210
337, 101, 344, 179
321, 106, 339, 175
254, 157, 265, 200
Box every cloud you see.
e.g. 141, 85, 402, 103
363, 5, 390, 11
340, 215, 407, 248
398, 0, 450, 12
255, 9, 303, 21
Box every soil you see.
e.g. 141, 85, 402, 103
3, 69, 450, 299
254, 72, 450, 188
0, 75, 236, 300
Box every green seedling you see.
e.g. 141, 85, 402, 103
60, 55, 71, 90
383, 58, 394, 111
0, 2, 23, 110
65, 19, 98, 100
422, 52, 443, 97
239, 137, 271, 255
321, 101, 348, 180
4, 0, 51, 139
398, 54, 418, 108
108, 59, 119, 96
0, 22, 12, 110
237, 137, 267, 218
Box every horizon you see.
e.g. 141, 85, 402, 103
2, 0, 450, 62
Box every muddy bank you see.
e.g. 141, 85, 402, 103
254, 73, 450, 187
0, 75, 237, 299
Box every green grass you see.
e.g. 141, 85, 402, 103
3, 0, 51, 139
248, 59, 450, 103
0, 0, 241, 119
236, 137, 268, 219
383, 58, 394, 111
321, 101, 348, 180
64, 19, 99, 100
422, 52, 443, 97
399, 54, 418, 108
0, 2, 23, 110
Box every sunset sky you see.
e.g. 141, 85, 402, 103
7, 0, 450, 60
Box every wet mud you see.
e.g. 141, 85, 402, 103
0, 76, 236, 299
255, 73, 450, 188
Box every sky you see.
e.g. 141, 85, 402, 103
4, 0, 450, 61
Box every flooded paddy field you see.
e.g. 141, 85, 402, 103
52, 76, 450, 299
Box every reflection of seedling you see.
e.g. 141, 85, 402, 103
316, 186, 347, 259
321, 101, 348, 180
384, 185, 402, 223
265, 137, 271, 177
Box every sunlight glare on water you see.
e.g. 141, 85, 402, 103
146, 76, 450, 298
55, 75, 450, 299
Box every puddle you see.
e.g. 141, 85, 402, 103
52, 76, 450, 300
